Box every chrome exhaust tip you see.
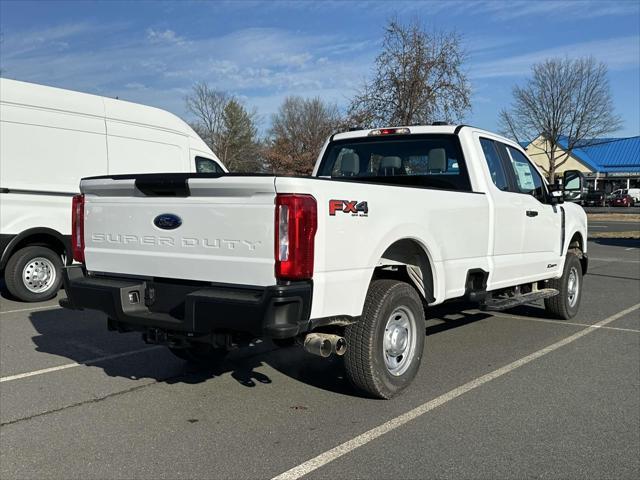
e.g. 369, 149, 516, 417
327, 334, 347, 356
303, 333, 347, 357
303, 333, 332, 358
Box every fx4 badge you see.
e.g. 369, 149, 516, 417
329, 200, 368, 217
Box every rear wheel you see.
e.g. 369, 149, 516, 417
344, 280, 425, 399
169, 343, 228, 365
544, 253, 582, 319
4, 246, 63, 302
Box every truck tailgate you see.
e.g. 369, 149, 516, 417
80, 175, 277, 286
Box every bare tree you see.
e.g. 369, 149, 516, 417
185, 82, 229, 151
499, 57, 622, 183
348, 19, 471, 128
266, 96, 343, 175
185, 82, 261, 172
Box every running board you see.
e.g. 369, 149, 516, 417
481, 288, 559, 311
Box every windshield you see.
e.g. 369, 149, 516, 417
317, 134, 472, 192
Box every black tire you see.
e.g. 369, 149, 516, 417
344, 279, 425, 399
169, 343, 228, 365
4, 246, 63, 302
544, 253, 583, 320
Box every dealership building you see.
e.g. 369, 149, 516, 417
524, 135, 640, 192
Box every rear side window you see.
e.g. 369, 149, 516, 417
479, 138, 509, 191
195, 156, 223, 173
318, 134, 471, 192
505, 147, 546, 201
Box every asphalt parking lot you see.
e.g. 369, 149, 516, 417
589, 220, 640, 233
1, 239, 639, 479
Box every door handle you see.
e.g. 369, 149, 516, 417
526, 210, 538, 217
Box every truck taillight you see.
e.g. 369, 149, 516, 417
71, 194, 85, 263
275, 194, 317, 280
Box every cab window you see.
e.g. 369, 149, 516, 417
479, 138, 509, 191
319, 134, 471, 192
195, 156, 223, 173
505, 147, 546, 202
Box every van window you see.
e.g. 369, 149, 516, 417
195, 157, 223, 173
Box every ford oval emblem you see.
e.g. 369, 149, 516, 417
154, 213, 182, 230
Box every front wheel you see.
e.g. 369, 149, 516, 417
4, 246, 63, 302
544, 253, 583, 319
344, 280, 425, 399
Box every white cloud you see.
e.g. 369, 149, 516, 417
475, 0, 640, 21
146, 28, 186, 46
0, 22, 374, 128
471, 35, 640, 78
217, 0, 639, 22
1, 22, 99, 58
124, 82, 146, 90
360, 0, 640, 21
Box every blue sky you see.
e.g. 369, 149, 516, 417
1, 0, 639, 137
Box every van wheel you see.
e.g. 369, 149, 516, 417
4, 246, 63, 302
544, 253, 582, 320
344, 280, 425, 399
169, 343, 228, 365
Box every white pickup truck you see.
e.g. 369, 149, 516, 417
61, 125, 588, 398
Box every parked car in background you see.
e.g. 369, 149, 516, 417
584, 190, 608, 207
0, 78, 226, 302
610, 194, 635, 207
611, 188, 640, 203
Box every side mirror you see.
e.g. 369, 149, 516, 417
550, 189, 564, 205
562, 170, 585, 202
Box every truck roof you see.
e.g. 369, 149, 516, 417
332, 125, 458, 141
331, 124, 521, 151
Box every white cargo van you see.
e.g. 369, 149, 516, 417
0, 78, 226, 301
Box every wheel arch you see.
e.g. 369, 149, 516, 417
373, 237, 436, 304
1, 228, 71, 270
566, 230, 587, 275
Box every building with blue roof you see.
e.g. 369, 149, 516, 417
523, 135, 640, 192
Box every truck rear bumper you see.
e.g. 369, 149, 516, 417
61, 265, 312, 339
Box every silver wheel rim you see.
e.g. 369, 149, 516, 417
383, 306, 417, 376
567, 266, 579, 308
22, 257, 56, 293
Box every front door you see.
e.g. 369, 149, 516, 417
501, 145, 562, 278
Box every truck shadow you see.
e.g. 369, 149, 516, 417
592, 238, 640, 248
27, 307, 356, 395
27, 301, 505, 397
